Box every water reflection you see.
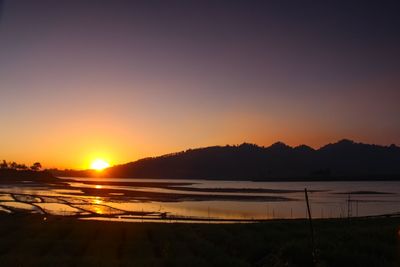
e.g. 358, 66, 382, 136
93, 196, 103, 205
0, 178, 399, 222
35, 203, 83, 216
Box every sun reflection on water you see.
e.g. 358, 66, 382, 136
86, 197, 109, 214
94, 205, 106, 214
93, 197, 103, 205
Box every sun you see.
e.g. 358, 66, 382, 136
90, 159, 110, 171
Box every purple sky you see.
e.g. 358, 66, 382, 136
0, 1, 399, 168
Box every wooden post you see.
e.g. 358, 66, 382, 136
347, 194, 352, 219
305, 188, 317, 266
397, 227, 400, 266
356, 200, 359, 217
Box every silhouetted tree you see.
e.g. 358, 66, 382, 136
17, 164, 28, 170
9, 162, 17, 170
30, 162, 42, 171
0, 160, 8, 169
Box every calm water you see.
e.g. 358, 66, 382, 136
0, 177, 399, 222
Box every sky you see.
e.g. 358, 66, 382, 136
0, 0, 399, 169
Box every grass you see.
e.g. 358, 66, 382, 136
0, 214, 399, 266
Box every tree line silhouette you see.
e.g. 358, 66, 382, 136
0, 160, 42, 171
0, 161, 56, 182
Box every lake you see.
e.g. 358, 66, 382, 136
0, 177, 399, 222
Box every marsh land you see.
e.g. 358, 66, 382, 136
1, 169, 400, 266
0, 214, 398, 266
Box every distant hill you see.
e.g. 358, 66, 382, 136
50, 140, 400, 181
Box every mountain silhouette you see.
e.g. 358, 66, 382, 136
51, 139, 400, 181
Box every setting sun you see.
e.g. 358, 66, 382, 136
90, 159, 110, 171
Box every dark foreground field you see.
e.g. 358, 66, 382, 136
0, 215, 399, 267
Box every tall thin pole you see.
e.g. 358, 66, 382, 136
305, 188, 316, 266
397, 226, 400, 266
347, 194, 352, 219
356, 200, 359, 217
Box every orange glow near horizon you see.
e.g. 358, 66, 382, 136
90, 159, 110, 171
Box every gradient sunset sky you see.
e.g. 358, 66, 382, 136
1, 1, 399, 169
